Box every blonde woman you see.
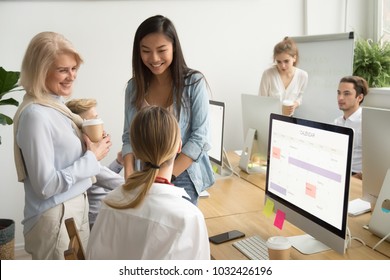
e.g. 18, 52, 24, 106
87, 106, 210, 259
13, 32, 112, 259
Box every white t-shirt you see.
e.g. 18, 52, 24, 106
86, 183, 210, 260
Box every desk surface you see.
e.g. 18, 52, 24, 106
199, 175, 263, 219
199, 151, 390, 260
205, 211, 389, 260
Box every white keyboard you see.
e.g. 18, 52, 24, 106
232, 235, 269, 260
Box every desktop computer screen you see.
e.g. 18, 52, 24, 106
362, 106, 390, 208
208, 100, 225, 175
239, 94, 281, 174
265, 113, 354, 255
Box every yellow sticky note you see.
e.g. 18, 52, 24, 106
212, 165, 218, 174
263, 198, 274, 217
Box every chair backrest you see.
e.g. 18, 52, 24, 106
64, 217, 85, 260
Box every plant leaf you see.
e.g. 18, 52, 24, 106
0, 67, 20, 98
0, 113, 13, 125
0, 97, 19, 107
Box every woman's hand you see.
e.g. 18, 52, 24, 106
84, 133, 112, 161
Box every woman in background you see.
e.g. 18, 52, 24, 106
259, 37, 308, 116
13, 32, 111, 259
122, 15, 215, 205
88, 106, 210, 259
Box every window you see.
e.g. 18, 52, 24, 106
378, 0, 390, 41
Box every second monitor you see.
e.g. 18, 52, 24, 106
240, 94, 281, 174
362, 106, 390, 208
208, 100, 233, 178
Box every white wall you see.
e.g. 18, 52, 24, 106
0, 0, 372, 248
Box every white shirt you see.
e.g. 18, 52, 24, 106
259, 66, 308, 105
334, 107, 362, 173
86, 183, 210, 260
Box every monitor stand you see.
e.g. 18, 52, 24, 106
213, 148, 236, 179
239, 128, 266, 174
287, 234, 331, 254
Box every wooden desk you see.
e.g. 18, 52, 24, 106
199, 151, 390, 260
228, 151, 267, 191
205, 211, 389, 260
199, 175, 263, 219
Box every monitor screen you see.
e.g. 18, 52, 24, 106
240, 94, 281, 174
362, 106, 390, 208
208, 100, 225, 174
265, 113, 354, 255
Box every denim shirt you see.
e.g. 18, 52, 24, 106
122, 72, 215, 193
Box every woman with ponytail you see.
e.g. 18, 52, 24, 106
87, 106, 210, 260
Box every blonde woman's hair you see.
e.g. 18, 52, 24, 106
66, 98, 97, 115
273, 36, 299, 66
105, 106, 181, 209
20, 31, 83, 99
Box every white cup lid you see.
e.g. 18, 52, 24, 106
282, 99, 294, 106
266, 236, 291, 250
82, 118, 104, 126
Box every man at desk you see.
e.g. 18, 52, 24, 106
334, 76, 369, 180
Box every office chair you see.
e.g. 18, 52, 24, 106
64, 217, 85, 260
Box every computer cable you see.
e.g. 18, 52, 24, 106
345, 227, 366, 249
372, 231, 390, 251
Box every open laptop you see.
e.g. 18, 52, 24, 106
368, 169, 390, 242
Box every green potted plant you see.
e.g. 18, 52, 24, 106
0, 67, 22, 259
0, 66, 23, 145
353, 38, 390, 88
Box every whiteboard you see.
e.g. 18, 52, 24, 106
292, 32, 355, 124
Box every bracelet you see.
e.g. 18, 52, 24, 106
171, 174, 176, 182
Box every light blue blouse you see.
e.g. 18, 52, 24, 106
16, 95, 100, 234
122, 73, 215, 194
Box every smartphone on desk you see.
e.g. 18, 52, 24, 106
209, 230, 245, 244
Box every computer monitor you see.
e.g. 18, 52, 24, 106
362, 89, 390, 110
208, 100, 232, 177
239, 94, 281, 174
265, 113, 354, 255
362, 106, 390, 208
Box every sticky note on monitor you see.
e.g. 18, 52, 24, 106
263, 198, 274, 217
274, 209, 286, 230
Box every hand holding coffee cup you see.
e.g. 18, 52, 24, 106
282, 99, 295, 116
82, 118, 104, 142
266, 236, 291, 260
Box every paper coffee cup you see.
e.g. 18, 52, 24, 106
82, 118, 104, 142
282, 100, 294, 116
266, 236, 291, 260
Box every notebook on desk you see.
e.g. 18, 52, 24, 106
368, 169, 390, 242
